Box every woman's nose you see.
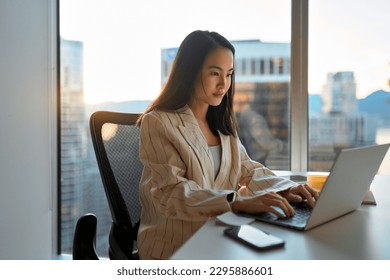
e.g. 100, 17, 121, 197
218, 77, 226, 91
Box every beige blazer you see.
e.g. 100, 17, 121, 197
138, 106, 297, 259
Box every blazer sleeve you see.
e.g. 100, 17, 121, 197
139, 112, 235, 221
237, 140, 298, 195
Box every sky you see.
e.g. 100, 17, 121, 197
60, 0, 390, 104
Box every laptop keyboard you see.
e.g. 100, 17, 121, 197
238, 200, 313, 228
278, 201, 312, 224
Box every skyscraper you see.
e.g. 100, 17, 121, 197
60, 38, 86, 254
309, 71, 376, 171
322, 71, 357, 115
60, 38, 112, 257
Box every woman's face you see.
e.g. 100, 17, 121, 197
192, 47, 234, 108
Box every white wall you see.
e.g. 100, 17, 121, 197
0, 0, 56, 259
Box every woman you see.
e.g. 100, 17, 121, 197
137, 30, 318, 259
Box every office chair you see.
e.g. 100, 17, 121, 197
73, 111, 143, 260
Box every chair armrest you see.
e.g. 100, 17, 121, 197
73, 213, 99, 260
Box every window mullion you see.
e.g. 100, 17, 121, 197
290, 0, 309, 171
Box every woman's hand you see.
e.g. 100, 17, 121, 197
231, 192, 295, 218
278, 184, 320, 208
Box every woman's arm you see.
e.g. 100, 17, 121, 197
237, 139, 298, 195
236, 140, 319, 211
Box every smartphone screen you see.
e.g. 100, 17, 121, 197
224, 225, 285, 250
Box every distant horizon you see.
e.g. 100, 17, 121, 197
83, 88, 390, 106
61, 0, 390, 106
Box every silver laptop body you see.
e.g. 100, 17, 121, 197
245, 144, 390, 231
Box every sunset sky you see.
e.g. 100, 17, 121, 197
60, 0, 390, 104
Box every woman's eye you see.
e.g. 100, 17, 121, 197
211, 72, 219, 76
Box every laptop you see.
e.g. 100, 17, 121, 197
240, 143, 390, 231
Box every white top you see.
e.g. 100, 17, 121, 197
209, 145, 221, 179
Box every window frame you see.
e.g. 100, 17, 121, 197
290, 0, 309, 172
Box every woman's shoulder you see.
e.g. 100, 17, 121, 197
143, 106, 192, 125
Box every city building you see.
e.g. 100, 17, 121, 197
60, 38, 86, 253
61, 38, 112, 256
322, 71, 357, 115
309, 71, 376, 170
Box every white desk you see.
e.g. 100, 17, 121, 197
172, 175, 390, 260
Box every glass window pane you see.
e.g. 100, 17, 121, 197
308, 0, 390, 174
60, 0, 291, 257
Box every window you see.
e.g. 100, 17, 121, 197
58, 0, 390, 259
278, 58, 284, 74
59, 0, 292, 257
251, 59, 257, 75
242, 59, 247, 75
60, 0, 390, 256
260, 59, 265, 74
308, 0, 390, 174
268, 58, 273, 74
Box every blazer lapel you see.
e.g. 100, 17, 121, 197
176, 107, 214, 183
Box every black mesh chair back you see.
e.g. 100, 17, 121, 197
89, 111, 142, 259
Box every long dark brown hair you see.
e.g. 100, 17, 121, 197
138, 30, 237, 136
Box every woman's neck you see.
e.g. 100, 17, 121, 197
189, 102, 208, 122
188, 102, 220, 146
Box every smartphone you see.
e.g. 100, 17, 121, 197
224, 225, 285, 250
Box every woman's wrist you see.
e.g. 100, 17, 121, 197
231, 198, 243, 213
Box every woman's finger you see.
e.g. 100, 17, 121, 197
290, 184, 319, 207
260, 193, 295, 217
